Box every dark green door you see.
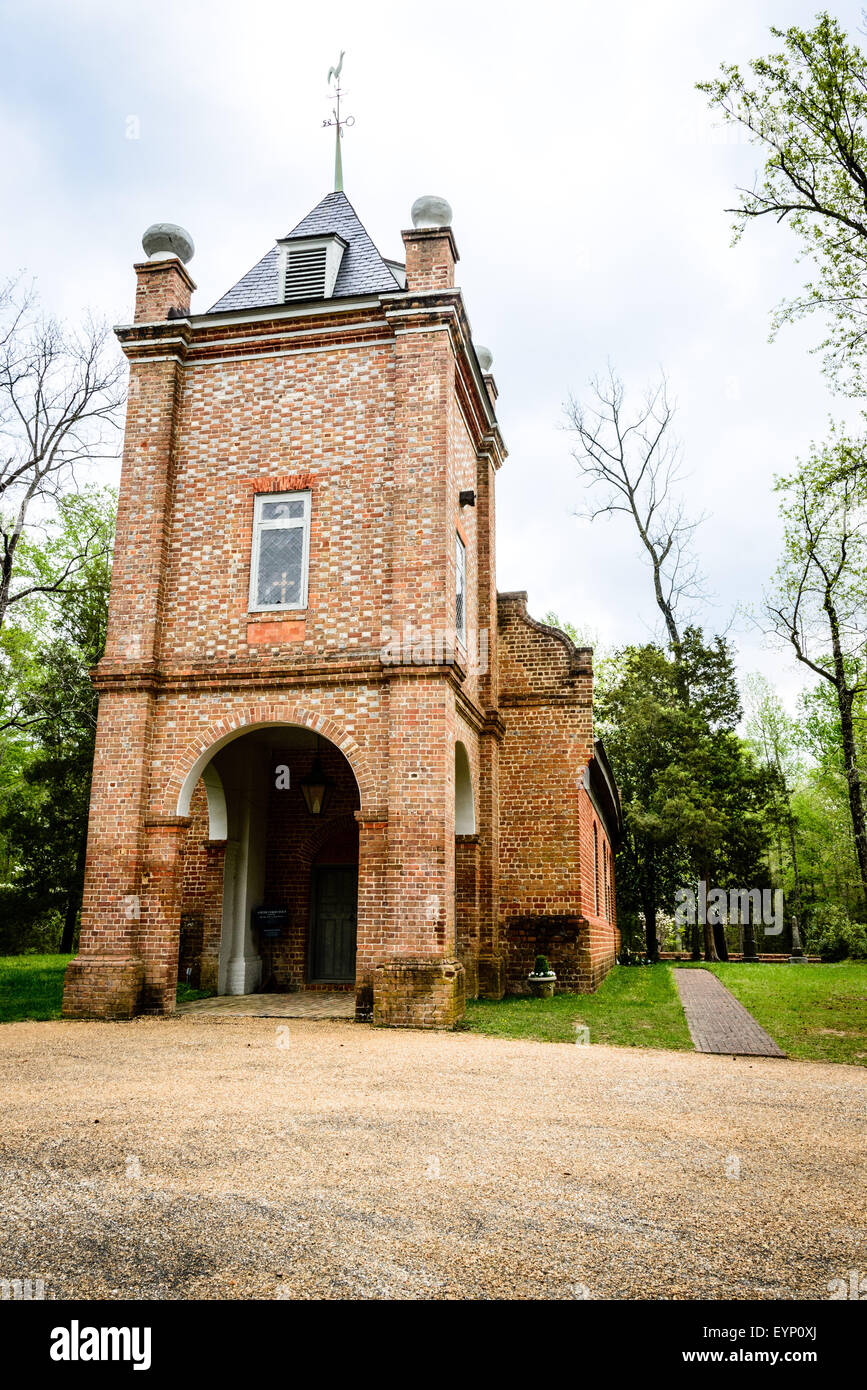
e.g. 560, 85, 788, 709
310, 865, 357, 982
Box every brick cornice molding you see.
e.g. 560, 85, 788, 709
481, 710, 507, 741
133, 257, 197, 294
400, 225, 461, 263
92, 658, 387, 695
143, 815, 192, 831
498, 691, 588, 708
116, 319, 192, 363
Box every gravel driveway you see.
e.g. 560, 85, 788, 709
2, 1017, 864, 1300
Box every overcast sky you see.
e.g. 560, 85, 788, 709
2, 0, 864, 710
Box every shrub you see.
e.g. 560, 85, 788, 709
0, 892, 65, 955
617, 948, 652, 966
532, 955, 551, 976
811, 905, 867, 962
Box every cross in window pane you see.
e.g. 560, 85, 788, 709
257, 527, 303, 607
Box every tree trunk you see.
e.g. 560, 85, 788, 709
827, 597, 867, 910
713, 920, 729, 961
643, 904, 658, 960
642, 849, 659, 961
690, 916, 702, 961
743, 914, 759, 961
700, 872, 720, 962
786, 814, 806, 956
837, 689, 867, 909
60, 827, 88, 954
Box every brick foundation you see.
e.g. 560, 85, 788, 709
503, 916, 616, 994
373, 959, 466, 1029
477, 954, 506, 999
62, 956, 145, 1020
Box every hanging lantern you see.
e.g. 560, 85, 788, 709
300, 741, 332, 815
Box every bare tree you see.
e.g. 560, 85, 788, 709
565, 366, 705, 652
0, 280, 124, 630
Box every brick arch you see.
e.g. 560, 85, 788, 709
454, 739, 476, 834
168, 703, 376, 823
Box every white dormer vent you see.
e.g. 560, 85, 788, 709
277, 233, 347, 303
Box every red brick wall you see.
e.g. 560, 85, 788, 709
496, 594, 617, 993
68, 275, 504, 1024
64, 215, 620, 1025
133, 258, 194, 324
402, 228, 458, 291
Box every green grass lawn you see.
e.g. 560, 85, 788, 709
697, 961, 867, 1067
0, 953, 73, 1022
0, 956, 216, 1021
4, 955, 863, 1066
463, 963, 694, 1050
176, 981, 216, 1005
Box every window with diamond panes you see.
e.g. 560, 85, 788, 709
249, 492, 310, 611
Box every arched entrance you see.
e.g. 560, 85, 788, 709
454, 739, 480, 998
455, 741, 475, 834
177, 725, 361, 996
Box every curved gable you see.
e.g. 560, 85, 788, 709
497, 591, 592, 698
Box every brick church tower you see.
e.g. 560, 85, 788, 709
62, 188, 620, 1027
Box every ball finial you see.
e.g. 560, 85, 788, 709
141, 223, 195, 264
411, 195, 453, 229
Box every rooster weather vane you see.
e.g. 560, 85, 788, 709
324, 51, 354, 193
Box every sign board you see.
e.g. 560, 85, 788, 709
252, 906, 289, 938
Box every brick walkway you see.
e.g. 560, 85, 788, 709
674, 969, 785, 1057
173, 991, 355, 1020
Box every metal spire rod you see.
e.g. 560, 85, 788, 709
324, 51, 354, 193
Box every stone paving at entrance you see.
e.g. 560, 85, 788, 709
674, 968, 786, 1057
174, 991, 354, 1020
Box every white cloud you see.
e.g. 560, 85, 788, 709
1, 0, 860, 715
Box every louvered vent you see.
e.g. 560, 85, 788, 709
283, 245, 328, 300
276, 232, 347, 305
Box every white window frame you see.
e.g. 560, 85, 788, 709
593, 822, 600, 916
456, 532, 467, 647
248, 490, 311, 613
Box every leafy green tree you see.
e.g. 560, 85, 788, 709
657, 633, 770, 960
596, 644, 689, 960
766, 429, 867, 910
699, 12, 867, 393
0, 485, 114, 952
0, 643, 98, 951
596, 629, 770, 961
793, 678, 867, 922
743, 673, 807, 953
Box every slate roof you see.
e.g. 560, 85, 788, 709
206, 191, 402, 314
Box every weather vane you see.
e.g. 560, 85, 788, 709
323, 51, 354, 193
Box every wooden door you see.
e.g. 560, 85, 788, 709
310, 865, 357, 982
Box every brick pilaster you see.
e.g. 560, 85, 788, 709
401, 227, 459, 291
139, 817, 191, 1013
134, 257, 195, 324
